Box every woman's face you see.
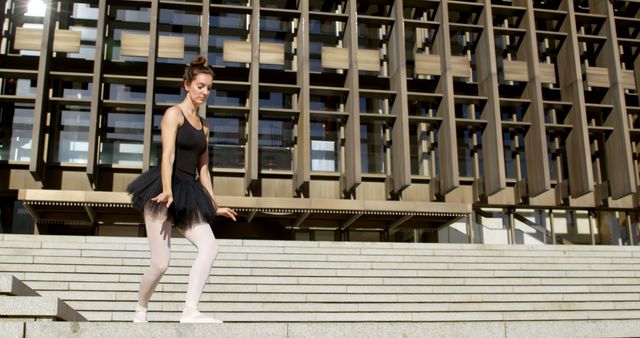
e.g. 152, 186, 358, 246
184, 73, 213, 106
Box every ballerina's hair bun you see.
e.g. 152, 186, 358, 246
184, 55, 215, 82
190, 55, 207, 68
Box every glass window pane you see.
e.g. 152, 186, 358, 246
259, 118, 293, 170
209, 116, 245, 169
157, 8, 201, 65
361, 121, 385, 174
106, 84, 146, 101
309, 17, 344, 74
457, 127, 476, 178
53, 107, 90, 164
209, 89, 247, 107
16, 79, 37, 97
259, 91, 293, 109
99, 110, 145, 166
311, 120, 339, 172
0, 104, 34, 162
107, 5, 151, 62
409, 123, 433, 176
209, 10, 250, 68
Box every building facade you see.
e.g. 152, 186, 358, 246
0, 0, 638, 244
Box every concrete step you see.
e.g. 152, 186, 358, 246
20, 280, 640, 294
63, 300, 640, 313
100, 309, 640, 322
4, 252, 640, 268
5, 320, 638, 338
42, 290, 639, 303
4, 233, 640, 252
2, 263, 640, 278
0, 274, 39, 296
3, 240, 640, 258
0, 296, 87, 322
7, 271, 640, 285
3, 235, 640, 256
5, 254, 638, 272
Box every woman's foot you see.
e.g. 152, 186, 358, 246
180, 306, 223, 323
133, 304, 148, 323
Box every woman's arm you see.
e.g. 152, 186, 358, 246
198, 120, 237, 221
151, 107, 182, 208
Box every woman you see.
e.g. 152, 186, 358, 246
127, 56, 237, 323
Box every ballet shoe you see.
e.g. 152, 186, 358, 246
179, 310, 223, 324
133, 306, 148, 323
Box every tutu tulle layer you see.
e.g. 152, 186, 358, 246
127, 167, 216, 229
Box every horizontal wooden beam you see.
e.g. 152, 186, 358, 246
621, 69, 636, 90
585, 66, 610, 87
14, 27, 81, 53
414, 53, 441, 75
121, 33, 185, 59
503, 60, 528, 82
223, 40, 285, 65
259, 42, 285, 65
321, 47, 348, 69
357, 48, 380, 72
17, 189, 472, 216
451, 56, 471, 78
321, 47, 380, 71
539, 62, 557, 84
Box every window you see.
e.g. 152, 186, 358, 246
259, 119, 293, 170
52, 106, 90, 164
311, 120, 340, 172
360, 121, 386, 174
0, 105, 34, 162
209, 116, 245, 169
99, 109, 145, 166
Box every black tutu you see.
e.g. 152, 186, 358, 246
127, 167, 217, 229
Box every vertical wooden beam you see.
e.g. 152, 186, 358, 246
625, 212, 634, 246
635, 57, 640, 96
478, 1, 506, 196
549, 209, 556, 245
514, 0, 551, 197
341, 0, 361, 195
199, 0, 210, 65
244, 0, 260, 193
467, 212, 475, 244
142, 1, 159, 172
87, 0, 108, 186
294, 0, 311, 194
591, 1, 637, 199
556, 0, 594, 197
388, 0, 411, 196
588, 209, 595, 245
508, 208, 516, 244
199, 0, 210, 117
29, 1, 55, 182
434, 1, 459, 194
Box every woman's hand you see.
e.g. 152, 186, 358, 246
151, 192, 173, 208
216, 207, 237, 221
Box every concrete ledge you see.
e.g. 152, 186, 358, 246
505, 319, 640, 338
0, 322, 24, 337
24, 322, 287, 338
21, 320, 640, 338
0, 274, 39, 296
0, 296, 86, 322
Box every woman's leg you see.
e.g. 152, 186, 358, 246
178, 223, 221, 323
134, 206, 172, 322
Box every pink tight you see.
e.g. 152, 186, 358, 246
137, 206, 219, 310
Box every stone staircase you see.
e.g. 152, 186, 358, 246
1, 233, 640, 337
0, 272, 86, 323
